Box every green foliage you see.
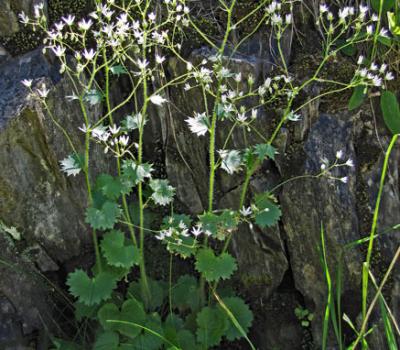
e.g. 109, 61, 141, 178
171, 275, 200, 311
380, 91, 400, 134
198, 210, 238, 240
96, 174, 132, 200
93, 331, 120, 350
110, 65, 128, 76
253, 193, 281, 228
195, 248, 237, 282
83, 89, 103, 106
67, 270, 117, 306
253, 143, 277, 161
149, 179, 175, 206
128, 278, 167, 311
86, 202, 121, 230
371, 0, 395, 12
348, 85, 366, 111
122, 161, 153, 185
219, 297, 254, 341
98, 298, 146, 338
101, 230, 140, 268
295, 307, 314, 328
196, 306, 228, 347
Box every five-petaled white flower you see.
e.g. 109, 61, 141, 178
78, 18, 93, 31
240, 206, 252, 217
52, 45, 65, 57
83, 48, 95, 61
62, 15, 75, 26
119, 135, 129, 147
37, 84, 50, 98
191, 225, 203, 237
21, 79, 33, 88
336, 150, 344, 159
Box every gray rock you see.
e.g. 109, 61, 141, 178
281, 114, 363, 346
0, 0, 48, 37
0, 49, 108, 341
0, 1, 19, 37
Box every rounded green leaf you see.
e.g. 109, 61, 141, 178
381, 91, 400, 134
218, 297, 254, 341
98, 299, 146, 339
67, 270, 117, 306
101, 230, 140, 268
348, 85, 366, 111
195, 249, 237, 282
196, 306, 228, 347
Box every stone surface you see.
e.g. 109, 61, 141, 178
0, 1, 19, 37
0, 48, 108, 343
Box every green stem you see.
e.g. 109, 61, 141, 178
362, 134, 398, 322
138, 20, 150, 307
79, 98, 102, 272
103, 48, 138, 248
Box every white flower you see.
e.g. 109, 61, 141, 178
359, 5, 369, 14
366, 25, 374, 35
66, 93, 79, 101
155, 55, 166, 64
150, 94, 167, 106
18, 11, 29, 24
357, 55, 364, 65
240, 206, 252, 217
185, 112, 209, 136
52, 45, 65, 57
137, 59, 149, 70
62, 15, 75, 26
234, 72, 242, 83
109, 125, 120, 134
218, 149, 242, 174
191, 225, 203, 237
21, 79, 33, 88
380, 28, 389, 38
271, 13, 282, 25
237, 113, 247, 123
287, 111, 301, 121
385, 72, 394, 81
36, 84, 50, 98
78, 124, 90, 133
345, 159, 354, 167
340, 176, 348, 184
359, 68, 368, 77
148, 12, 156, 21
370, 62, 378, 71
379, 63, 388, 73
92, 126, 108, 140
78, 18, 93, 31
119, 135, 129, 147
372, 76, 382, 87
336, 150, 344, 159
371, 14, 378, 22
319, 4, 329, 13
285, 14, 292, 25
83, 48, 95, 61
155, 231, 165, 240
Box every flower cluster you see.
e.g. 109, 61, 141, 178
354, 57, 394, 88
318, 3, 389, 39
319, 150, 354, 184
